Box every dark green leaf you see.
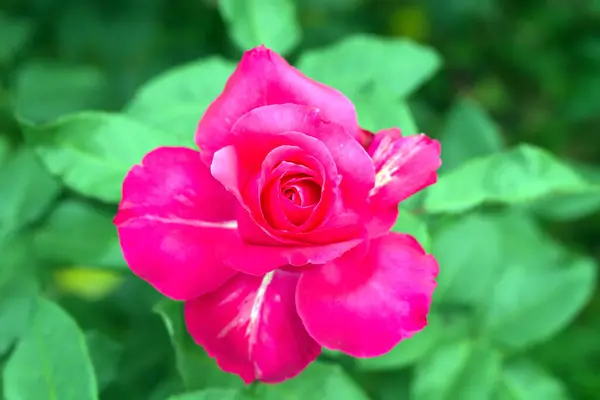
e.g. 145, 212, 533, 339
496, 359, 569, 400
425, 144, 598, 213
0, 13, 33, 64
13, 62, 107, 123
154, 299, 244, 391
86, 331, 122, 390
297, 35, 441, 99
441, 97, 504, 171
219, 0, 301, 56
169, 388, 247, 400
0, 147, 60, 230
412, 339, 501, 400
3, 297, 98, 400
254, 362, 369, 400
126, 57, 236, 145
34, 199, 125, 268
22, 112, 183, 203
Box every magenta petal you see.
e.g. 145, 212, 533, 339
296, 232, 438, 357
196, 46, 360, 163
114, 147, 238, 301
184, 271, 321, 384
368, 129, 441, 205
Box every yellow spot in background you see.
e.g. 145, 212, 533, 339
388, 5, 430, 42
53, 267, 124, 301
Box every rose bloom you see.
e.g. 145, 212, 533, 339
114, 46, 441, 384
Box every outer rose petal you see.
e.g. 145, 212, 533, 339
369, 129, 441, 205
114, 147, 238, 301
296, 232, 438, 357
196, 46, 360, 162
184, 271, 321, 384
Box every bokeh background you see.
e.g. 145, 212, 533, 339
1, 0, 599, 399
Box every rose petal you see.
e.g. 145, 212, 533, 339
368, 129, 441, 205
296, 232, 438, 357
114, 147, 238, 301
196, 46, 360, 163
184, 271, 321, 384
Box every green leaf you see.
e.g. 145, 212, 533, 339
0, 134, 10, 166
0, 13, 33, 64
0, 147, 60, 230
85, 331, 122, 390
392, 210, 431, 252
352, 84, 420, 134
483, 252, 596, 350
34, 199, 125, 268
254, 362, 369, 400
441, 97, 504, 171
13, 61, 107, 123
297, 35, 441, 99
432, 212, 503, 306
412, 339, 501, 400
22, 112, 183, 203
169, 388, 247, 400
3, 297, 98, 400
424, 144, 598, 214
154, 299, 244, 391
496, 360, 569, 400
355, 313, 442, 371
219, 0, 301, 56
126, 57, 236, 145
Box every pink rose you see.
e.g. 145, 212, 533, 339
114, 46, 441, 383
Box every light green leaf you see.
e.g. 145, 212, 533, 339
126, 57, 236, 144
424, 144, 598, 214
22, 112, 183, 203
14, 61, 107, 123
3, 297, 98, 400
483, 253, 596, 350
0, 13, 33, 64
219, 0, 301, 56
154, 300, 244, 391
496, 360, 569, 400
356, 313, 442, 371
353, 84, 420, 134
392, 210, 431, 252
412, 339, 501, 400
432, 212, 503, 305
441, 97, 504, 171
34, 199, 125, 268
254, 362, 369, 400
297, 35, 441, 99
169, 388, 247, 400
0, 147, 60, 230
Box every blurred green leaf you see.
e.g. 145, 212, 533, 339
86, 331, 122, 390
254, 362, 369, 400
432, 212, 503, 306
297, 35, 441, 99
0, 13, 33, 64
0, 147, 60, 231
3, 297, 98, 400
169, 388, 247, 400
496, 359, 569, 400
34, 199, 125, 268
126, 57, 236, 145
13, 61, 108, 123
483, 252, 596, 351
22, 112, 181, 203
565, 75, 600, 122
0, 135, 10, 166
219, 0, 301, 56
392, 210, 431, 252
425, 144, 598, 213
441, 97, 504, 172
353, 84, 420, 134
412, 339, 501, 400
355, 313, 442, 371
154, 299, 244, 391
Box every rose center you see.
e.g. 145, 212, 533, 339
280, 177, 321, 208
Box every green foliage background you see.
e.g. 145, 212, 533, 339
1, 0, 599, 399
